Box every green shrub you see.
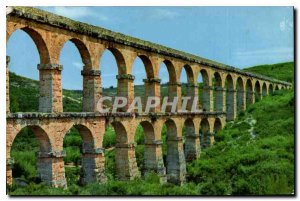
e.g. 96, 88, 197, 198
103, 125, 116, 148
11, 151, 37, 182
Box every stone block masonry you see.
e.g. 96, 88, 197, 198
6, 6, 292, 188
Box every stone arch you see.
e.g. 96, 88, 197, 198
159, 60, 178, 112
181, 64, 194, 84
72, 124, 95, 151
101, 48, 127, 75
135, 121, 162, 175
9, 125, 52, 157
225, 74, 235, 121
59, 38, 95, 112
213, 72, 222, 87
236, 77, 245, 113
200, 118, 210, 148
8, 125, 55, 186
111, 121, 128, 144
160, 60, 177, 83
213, 71, 223, 111
269, 84, 274, 94
7, 27, 51, 64
180, 64, 195, 111
275, 85, 279, 91
183, 118, 195, 136
165, 118, 178, 139
7, 27, 53, 113
131, 55, 154, 111
62, 124, 106, 185
183, 118, 199, 161
199, 69, 210, 86
246, 79, 253, 108
111, 121, 140, 180
198, 69, 211, 111
262, 82, 267, 97
139, 121, 156, 142
255, 81, 261, 101
135, 55, 155, 78
101, 48, 133, 111
213, 118, 222, 134
163, 118, 186, 184
59, 38, 92, 69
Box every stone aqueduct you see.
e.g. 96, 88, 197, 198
6, 7, 291, 188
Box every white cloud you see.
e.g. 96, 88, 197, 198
43, 7, 108, 21
279, 17, 293, 32
148, 8, 179, 20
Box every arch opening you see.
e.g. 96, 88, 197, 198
269, 84, 274, 94
10, 126, 52, 185
132, 56, 149, 111
236, 77, 245, 114
7, 29, 44, 112
213, 72, 223, 111
246, 79, 253, 108
182, 118, 197, 161
214, 118, 222, 134
99, 49, 120, 111
199, 118, 210, 148
63, 124, 95, 185
255, 81, 261, 102
180, 65, 194, 111
197, 69, 210, 111
134, 121, 157, 176
7, 27, 50, 64
161, 119, 186, 184
59, 40, 88, 112
225, 74, 234, 121
111, 121, 140, 180
262, 83, 267, 97
102, 124, 117, 179
159, 60, 177, 111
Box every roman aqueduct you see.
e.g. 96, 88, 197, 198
6, 7, 292, 188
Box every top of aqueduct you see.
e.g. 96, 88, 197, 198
6, 6, 292, 86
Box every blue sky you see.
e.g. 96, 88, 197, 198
7, 6, 293, 89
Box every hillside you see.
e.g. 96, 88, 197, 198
9, 72, 83, 113
7, 62, 295, 195
188, 89, 294, 195
243, 62, 294, 83
9, 83, 294, 195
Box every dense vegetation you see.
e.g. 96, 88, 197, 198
243, 62, 294, 83
8, 62, 294, 195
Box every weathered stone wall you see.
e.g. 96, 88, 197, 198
6, 7, 291, 116
7, 113, 225, 187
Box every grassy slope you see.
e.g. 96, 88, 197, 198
188, 89, 294, 195
243, 62, 294, 83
